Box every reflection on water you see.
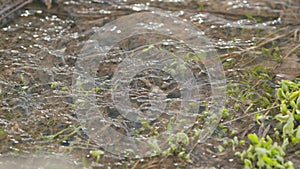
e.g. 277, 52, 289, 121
0, 0, 299, 168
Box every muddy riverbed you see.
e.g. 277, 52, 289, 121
0, 0, 299, 168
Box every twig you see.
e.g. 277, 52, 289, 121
239, 29, 295, 55
283, 43, 300, 59
221, 105, 279, 125
0, 0, 33, 22
188, 132, 210, 155
272, 43, 300, 70
261, 124, 271, 138
131, 160, 139, 169
294, 29, 299, 41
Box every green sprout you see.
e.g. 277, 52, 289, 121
236, 134, 294, 169
275, 80, 300, 144
90, 150, 105, 163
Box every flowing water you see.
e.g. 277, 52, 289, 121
0, 0, 299, 168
